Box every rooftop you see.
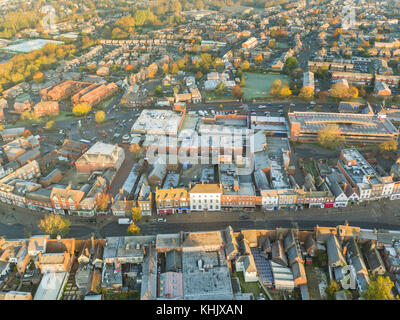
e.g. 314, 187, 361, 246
289, 112, 399, 136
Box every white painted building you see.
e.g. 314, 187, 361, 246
261, 190, 279, 211
189, 184, 222, 212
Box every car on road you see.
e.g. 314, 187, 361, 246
240, 215, 250, 220
258, 105, 266, 109
157, 218, 167, 223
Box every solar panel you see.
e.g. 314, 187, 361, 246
251, 248, 273, 288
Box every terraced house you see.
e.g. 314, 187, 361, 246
155, 187, 189, 215
189, 183, 222, 212
51, 186, 85, 215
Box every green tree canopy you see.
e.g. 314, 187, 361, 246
362, 276, 399, 300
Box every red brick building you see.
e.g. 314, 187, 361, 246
77, 83, 118, 107
75, 142, 125, 174
33, 101, 60, 118
41, 81, 91, 101
51, 186, 85, 214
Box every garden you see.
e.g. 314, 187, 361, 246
242, 73, 290, 100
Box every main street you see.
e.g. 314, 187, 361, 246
0, 196, 400, 239
100, 199, 400, 237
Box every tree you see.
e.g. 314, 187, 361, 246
196, 71, 203, 80
268, 39, 276, 49
241, 60, 250, 71
283, 57, 298, 74
232, 84, 244, 99
21, 111, 34, 121
162, 63, 169, 74
72, 102, 92, 116
362, 276, 399, 300
279, 85, 292, 98
330, 82, 351, 100
95, 110, 106, 123
129, 144, 143, 160
115, 16, 135, 33
333, 28, 342, 38
33, 72, 44, 84
170, 62, 179, 75
349, 86, 359, 99
299, 86, 315, 100
96, 193, 110, 211
215, 82, 227, 95
111, 27, 128, 39
195, 0, 205, 10
155, 85, 163, 96
199, 53, 213, 71
127, 222, 140, 235
131, 207, 142, 222
379, 139, 398, 153
254, 54, 263, 66
38, 214, 71, 237
327, 280, 340, 297
240, 75, 245, 87
45, 120, 55, 130
23, 129, 32, 137
270, 79, 282, 98
177, 58, 186, 70
269, 79, 291, 98
315, 66, 329, 80
317, 124, 345, 149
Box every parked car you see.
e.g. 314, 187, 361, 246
157, 218, 167, 223
240, 215, 250, 220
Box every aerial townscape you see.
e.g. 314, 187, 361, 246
0, 0, 399, 302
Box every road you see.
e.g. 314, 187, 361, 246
100, 218, 400, 237
0, 195, 400, 239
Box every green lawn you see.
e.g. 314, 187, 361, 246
242, 72, 290, 100
5, 111, 74, 128
203, 90, 234, 102
302, 158, 319, 178
232, 272, 264, 298
276, 41, 289, 49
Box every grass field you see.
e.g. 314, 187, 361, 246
302, 158, 319, 178
5, 111, 74, 128
242, 72, 290, 100
232, 272, 264, 298
276, 41, 289, 49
